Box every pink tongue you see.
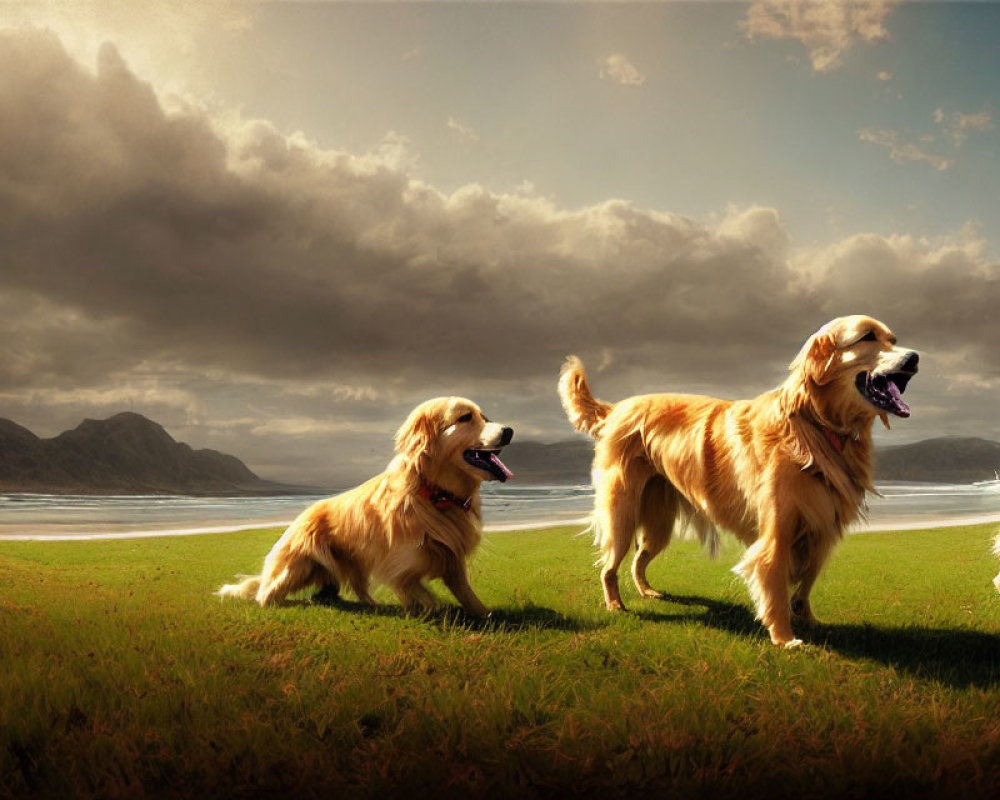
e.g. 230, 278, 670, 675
887, 379, 910, 417
490, 452, 513, 480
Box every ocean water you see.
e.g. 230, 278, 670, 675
0, 480, 998, 541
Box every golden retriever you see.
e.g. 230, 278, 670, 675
217, 397, 513, 615
558, 315, 918, 647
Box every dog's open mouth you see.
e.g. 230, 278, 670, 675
855, 371, 914, 418
463, 449, 513, 482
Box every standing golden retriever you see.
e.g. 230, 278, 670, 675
559, 315, 918, 647
218, 397, 513, 615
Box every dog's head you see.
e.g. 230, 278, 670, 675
395, 397, 514, 485
787, 315, 919, 427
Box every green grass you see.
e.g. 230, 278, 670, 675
2, 522, 1000, 798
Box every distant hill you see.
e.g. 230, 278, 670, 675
500, 439, 593, 485
3, 413, 996, 495
502, 435, 1000, 485
0, 413, 308, 495
874, 437, 1000, 483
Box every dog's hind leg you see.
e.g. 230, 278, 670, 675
595, 458, 652, 611
632, 476, 678, 599
311, 546, 374, 606
338, 559, 375, 606
393, 575, 438, 615
346, 575, 375, 606
255, 556, 323, 607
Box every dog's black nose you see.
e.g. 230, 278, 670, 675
902, 352, 919, 373
500, 427, 514, 446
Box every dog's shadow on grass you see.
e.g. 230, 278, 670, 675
634, 592, 762, 636
640, 592, 1000, 689
806, 622, 1000, 688
309, 587, 593, 633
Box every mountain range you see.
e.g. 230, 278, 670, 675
499, 436, 1000, 486
1, 413, 998, 495
0, 413, 307, 495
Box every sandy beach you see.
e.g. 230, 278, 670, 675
2, 511, 998, 542
1, 480, 998, 542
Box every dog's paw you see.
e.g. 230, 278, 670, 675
768, 627, 804, 648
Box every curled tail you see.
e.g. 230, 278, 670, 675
216, 575, 262, 602
558, 356, 612, 438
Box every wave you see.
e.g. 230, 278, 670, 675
2, 481, 998, 541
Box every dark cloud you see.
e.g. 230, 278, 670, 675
812, 233, 1000, 355
0, 32, 813, 385
1, 29, 997, 484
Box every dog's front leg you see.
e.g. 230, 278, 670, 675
735, 507, 802, 648
762, 576, 801, 648
443, 565, 488, 617
790, 556, 824, 625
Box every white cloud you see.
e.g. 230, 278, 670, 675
2, 29, 998, 482
742, 0, 900, 73
860, 107, 993, 170
859, 128, 953, 170
933, 108, 994, 147
250, 417, 391, 437
600, 53, 646, 87
5, 32, 995, 390
716, 205, 791, 262
447, 116, 481, 144
0, 33, 811, 390
798, 229, 999, 363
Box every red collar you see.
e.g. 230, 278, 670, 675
821, 425, 848, 454
418, 481, 472, 512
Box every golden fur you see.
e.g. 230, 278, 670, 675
559, 315, 919, 647
217, 397, 513, 615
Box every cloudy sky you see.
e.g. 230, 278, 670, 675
1, 1, 998, 488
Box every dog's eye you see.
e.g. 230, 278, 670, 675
456, 412, 473, 424
859, 331, 878, 343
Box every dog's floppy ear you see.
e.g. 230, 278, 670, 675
394, 403, 438, 465
791, 329, 839, 386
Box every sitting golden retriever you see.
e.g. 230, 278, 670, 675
218, 397, 513, 615
559, 315, 918, 647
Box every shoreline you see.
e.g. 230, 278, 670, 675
0, 516, 594, 542
1, 512, 998, 542
859, 513, 1000, 534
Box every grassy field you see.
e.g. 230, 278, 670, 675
2, 521, 1000, 799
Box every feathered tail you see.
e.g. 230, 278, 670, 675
216, 575, 262, 602
558, 356, 611, 438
